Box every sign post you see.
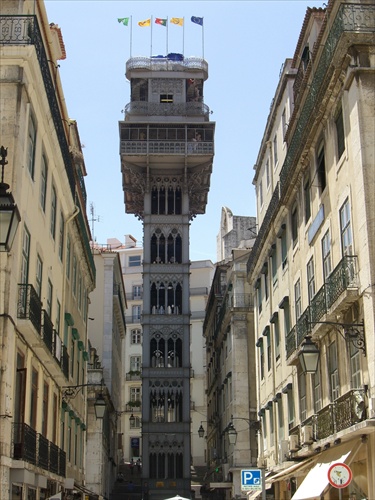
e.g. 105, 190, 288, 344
241, 469, 263, 498
328, 463, 352, 500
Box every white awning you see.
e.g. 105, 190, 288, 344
291, 441, 357, 500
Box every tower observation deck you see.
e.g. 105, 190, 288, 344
119, 53, 215, 499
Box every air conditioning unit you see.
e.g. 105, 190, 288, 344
278, 440, 289, 462
301, 425, 314, 445
289, 434, 300, 452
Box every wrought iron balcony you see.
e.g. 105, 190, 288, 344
325, 255, 358, 309
13, 423, 66, 476
61, 344, 69, 379
17, 284, 42, 333
314, 389, 367, 440
286, 256, 358, 359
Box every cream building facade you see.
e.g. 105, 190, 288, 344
202, 209, 257, 500
0, 1, 96, 498
248, 2, 375, 499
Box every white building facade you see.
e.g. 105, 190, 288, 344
248, 2, 375, 499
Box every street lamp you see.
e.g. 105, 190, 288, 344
62, 381, 107, 419
0, 146, 21, 251
298, 335, 320, 373
227, 422, 237, 445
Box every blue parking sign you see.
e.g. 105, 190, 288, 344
241, 469, 262, 491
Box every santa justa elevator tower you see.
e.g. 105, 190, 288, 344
119, 52, 215, 499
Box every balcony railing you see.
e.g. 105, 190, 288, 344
286, 256, 358, 359
13, 423, 66, 476
326, 255, 358, 308
124, 101, 210, 118
61, 344, 69, 379
17, 284, 42, 333
120, 140, 214, 156
313, 389, 367, 440
126, 55, 208, 75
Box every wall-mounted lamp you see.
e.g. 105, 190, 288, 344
129, 413, 136, 426
298, 335, 320, 373
309, 320, 366, 356
0, 146, 21, 251
62, 380, 106, 419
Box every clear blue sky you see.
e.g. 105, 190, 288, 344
45, 0, 324, 262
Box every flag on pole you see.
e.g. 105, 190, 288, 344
138, 18, 151, 27
155, 18, 167, 26
170, 17, 184, 26
118, 17, 130, 26
191, 16, 203, 26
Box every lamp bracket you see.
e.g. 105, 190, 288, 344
62, 381, 104, 401
309, 321, 366, 356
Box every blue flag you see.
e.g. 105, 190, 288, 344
191, 16, 203, 26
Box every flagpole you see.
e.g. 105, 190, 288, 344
202, 18, 204, 59
150, 15, 153, 57
166, 17, 169, 55
183, 17, 185, 57
130, 16, 133, 58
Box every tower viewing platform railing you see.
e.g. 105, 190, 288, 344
124, 101, 210, 118
126, 55, 208, 78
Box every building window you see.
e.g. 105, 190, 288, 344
70, 338, 75, 378
27, 114, 37, 179
160, 94, 173, 103
130, 387, 141, 403
283, 301, 291, 335
269, 408, 274, 446
259, 180, 263, 208
271, 246, 278, 286
299, 372, 307, 422
266, 159, 270, 188
130, 416, 141, 429
21, 226, 31, 285
132, 305, 141, 322
282, 108, 287, 139
58, 212, 64, 261
30, 368, 38, 429
328, 341, 340, 401
56, 300, 61, 335
263, 265, 269, 301
42, 382, 49, 437
350, 343, 361, 388
313, 368, 322, 413
131, 329, 142, 344
50, 185, 57, 239
304, 177, 311, 222
340, 198, 353, 256
129, 255, 142, 267
317, 141, 326, 192
322, 230, 332, 279
72, 255, 77, 297
273, 316, 280, 361
335, 107, 345, 160
130, 356, 142, 372
267, 331, 271, 372
66, 236, 71, 279
280, 225, 288, 269
278, 400, 285, 440
291, 205, 298, 247
46, 279, 53, 317
40, 155, 48, 211
133, 285, 142, 299
287, 391, 295, 430
260, 342, 265, 380
294, 279, 302, 321
262, 415, 267, 451
36, 254, 43, 298
273, 134, 278, 167
256, 281, 262, 314
307, 257, 316, 302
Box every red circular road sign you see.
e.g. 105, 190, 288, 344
328, 462, 352, 489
